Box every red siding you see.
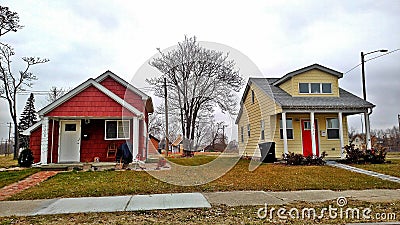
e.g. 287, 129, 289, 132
29, 120, 60, 164
80, 119, 133, 162
47, 120, 59, 163
100, 77, 145, 112
45, 85, 136, 118
29, 127, 42, 163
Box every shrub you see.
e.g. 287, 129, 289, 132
344, 144, 364, 164
304, 151, 328, 166
344, 144, 387, 164
283, 152, 304, 165
282, 152, 327, 166
18, 149, 34, 167
365, 145, 387, 164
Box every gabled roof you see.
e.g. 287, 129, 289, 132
251, 77, 375, 110
272, 64, 343, 86
95, 70, 149, 100
172, 135, 183, 146
38, 78, 143, 117
235, 72, 374, 124
22, 121, 42, 135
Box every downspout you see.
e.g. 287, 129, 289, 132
50, 118, 55, 164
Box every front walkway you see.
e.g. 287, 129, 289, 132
327, 161, 400, 183
0, 171, 59, 201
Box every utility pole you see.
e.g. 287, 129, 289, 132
398, 114, 400, 132
7, 122, 12, 156
164, 77, 169, 157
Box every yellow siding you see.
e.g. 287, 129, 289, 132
273, 113, 348, 157
278, 79, 292, 95
237, 83, 282, 157
278, 69, 339, 97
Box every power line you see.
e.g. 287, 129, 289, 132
344, 48, 400, 75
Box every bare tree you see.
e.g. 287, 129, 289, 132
46, 86, 66, 103
0, 6, 23, 36
0, 6, 49, 159
148, 36, 244, 151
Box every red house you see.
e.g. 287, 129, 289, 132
23, 71, 153, 164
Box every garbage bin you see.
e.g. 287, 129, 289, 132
258, 142, 276, 163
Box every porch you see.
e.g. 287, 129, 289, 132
276, 111, 360, 158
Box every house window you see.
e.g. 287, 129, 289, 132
251, 90, 255, 104
322, 83, 332, 93
280, 118, 293, 139
303, 121, 311, 130
311, 83, 321, 93
247, 124, 251, 137
299, 83, 332, 94
327, 118, 339, 139
260, 120, 265, 140
299, 83, 309, 93
65, 124, 76, 132
105, 120, 130, 140
241, 126, 244, 143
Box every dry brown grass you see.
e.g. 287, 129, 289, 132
7, 157, 400, 201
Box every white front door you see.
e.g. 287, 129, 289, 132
59, 120, 81, 162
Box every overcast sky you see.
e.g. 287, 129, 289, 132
1, 0, 399, 141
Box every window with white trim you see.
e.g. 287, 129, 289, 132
247, 124, 251, 137
327, 118, 339, 139
105, 120, 130, 140
260, 120, 265, 140
240, 126, 244, 143
280, 118, 293, 139
299, 83, 332, 94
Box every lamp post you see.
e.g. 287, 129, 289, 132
361, 49, 388, 149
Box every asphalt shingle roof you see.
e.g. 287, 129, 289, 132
250, 78, 375, 110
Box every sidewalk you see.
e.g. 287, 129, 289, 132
1, 189, 400, 217
327, 161, 400, 183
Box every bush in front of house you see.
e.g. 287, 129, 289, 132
282, 151, 327, 166
18, 149, 34, 167
344, 144, 365, 164
344, 144, 387, 164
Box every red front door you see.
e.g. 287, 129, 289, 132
301, 120, 319, 157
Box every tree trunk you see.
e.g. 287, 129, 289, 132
12, 117, 19, 160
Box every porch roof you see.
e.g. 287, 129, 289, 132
251, 78, 375, 111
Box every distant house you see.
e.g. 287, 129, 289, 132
171, 135, 183, 153
350, 134, 365, 150
236, 64, 375, 158
23, 71, 153, 164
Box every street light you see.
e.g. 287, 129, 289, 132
361, 49, 388, 149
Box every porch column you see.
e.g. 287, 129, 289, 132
282, 112, 289, 155
40, 117, 49, 165
338, 112, 345, 158
310, 112, 317, 156
133, 117, 139, 158
365, 110, 372, 150
143, 119, 148, 160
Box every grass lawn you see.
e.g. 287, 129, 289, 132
387, 152, 400, 159
353, 159, 400, 178
0, 168, 40, 188
0, 155, 18, 168
168, 155, 218, 166
1, 200, 399, 224
7, 157, 400, 201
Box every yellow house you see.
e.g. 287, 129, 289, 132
235, 64, 375, 159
